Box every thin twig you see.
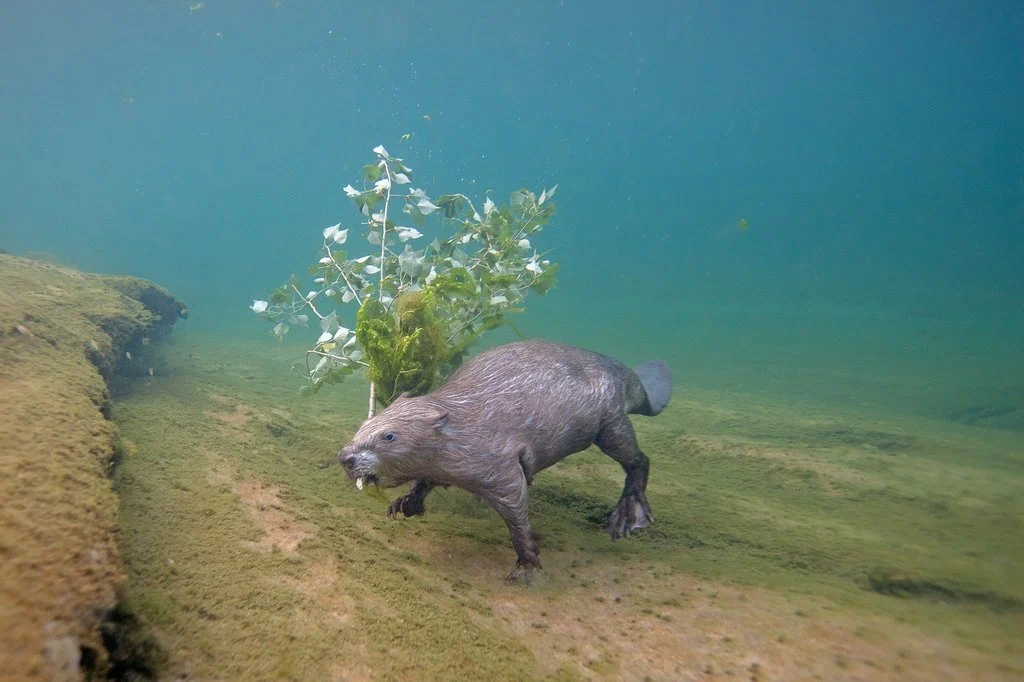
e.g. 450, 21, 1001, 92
366, 155, 395, 419
290, 283, 325, 320
306, 348, 369, 368
324, 242, 363, 306
378, 161, 392, 302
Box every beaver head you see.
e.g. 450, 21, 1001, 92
337, 394, 449, 489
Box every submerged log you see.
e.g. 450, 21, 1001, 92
0, 253, 186, 680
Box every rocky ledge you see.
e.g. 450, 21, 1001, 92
0, 254, 186, 680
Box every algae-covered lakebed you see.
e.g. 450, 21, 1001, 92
109, 329, 1023, 681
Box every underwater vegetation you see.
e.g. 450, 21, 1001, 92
355, 291, 446, 406
0, 253, 185, 680
251, 145, 559, 415
108, 332, 1024, 681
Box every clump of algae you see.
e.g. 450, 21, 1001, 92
0, 253, 185, 679
356, 290, 447, 407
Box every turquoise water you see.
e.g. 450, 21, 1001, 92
2, 1, 1022, 424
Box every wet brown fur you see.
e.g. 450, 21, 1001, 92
338, 339, 671, 582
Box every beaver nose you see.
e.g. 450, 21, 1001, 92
338, 448, 356, 469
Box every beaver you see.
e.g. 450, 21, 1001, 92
338, 339, 672, 582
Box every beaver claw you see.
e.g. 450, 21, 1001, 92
606, 492, 654, 540
387, 493, 427, 518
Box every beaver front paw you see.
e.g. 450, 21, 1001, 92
606, 491, 654, 540
387, 493, 427, 518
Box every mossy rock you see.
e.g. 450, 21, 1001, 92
0, 253, 185, 679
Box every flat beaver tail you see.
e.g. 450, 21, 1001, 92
633, 360, 672, 416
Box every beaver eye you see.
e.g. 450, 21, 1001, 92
383, 432, 396, 442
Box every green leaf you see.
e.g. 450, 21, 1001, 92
531, 262, 560, 295
320, 310, 339, 333
362, 163, 383, 182
436, 194, 465, 219
269, 285, 290, 306
510, 189, 532, 209
399, 248, 425, 277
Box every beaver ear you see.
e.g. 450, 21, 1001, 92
432, 412, 449, 430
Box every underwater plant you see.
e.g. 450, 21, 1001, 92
251, 145, 559, 417
355, 291, 445, 406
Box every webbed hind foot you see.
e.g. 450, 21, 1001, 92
505, 555, 542, 586
606, 491, 654, 540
